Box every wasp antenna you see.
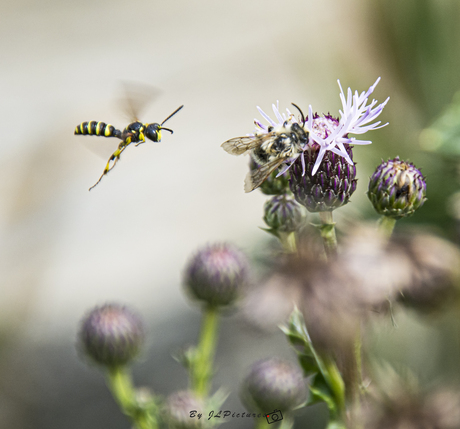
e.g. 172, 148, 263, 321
291, 103, 305, 125
161, 127, 174, 134
161, 105, 184, 125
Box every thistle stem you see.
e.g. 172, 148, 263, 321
278, 231, 297, 253
106, 366, 157, 429
255, 418, 270, 429
192, 305, 220, 398
319, 211, 338, 257
378, 216, 396, 238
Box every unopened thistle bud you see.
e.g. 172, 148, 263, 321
184, 243, 249, 308
164, 391, 204, 429
241, 357, 307, 413
290, 142, 357, 212
368, 157, 426, 219
78, 304, 145, 367
249, 158, 290, 195
263, 194, 305, 233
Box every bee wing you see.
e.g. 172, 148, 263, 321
221, 135, 265, 155
244, 158, 285, 193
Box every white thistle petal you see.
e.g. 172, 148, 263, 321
257, 106, 277, 127
272, 101, 284, 124
311, 146, 328, 176
250, 78, 388, 179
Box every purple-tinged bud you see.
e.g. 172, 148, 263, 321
78, 304, 144, 367
263, 194, 305, 233
368, 157, 427, 219
184, 243, 249, 308
249, 158, 290, 195
163, 391, 204, 429
289, 115, 357, 212
241, 357, 307, 413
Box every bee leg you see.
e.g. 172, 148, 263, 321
88, 145, 128, 191
301, 152, 306, 176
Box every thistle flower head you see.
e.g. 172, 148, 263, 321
184, 243, 249, 308
240, 357, 307, 413
78, 303, 145, 367
263, 194, 305, 233
163, 391, 204, 429
361, 366, 460, 429
393, 232, 460, 312
290, 137, 357, 212
368, 157, 427, 219
254, 78, 389, 177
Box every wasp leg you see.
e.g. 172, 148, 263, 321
134, 135, 146, 147
88, 143, 128, 191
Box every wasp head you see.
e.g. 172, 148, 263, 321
144, 123, 161, 142
145, 123, 174, 142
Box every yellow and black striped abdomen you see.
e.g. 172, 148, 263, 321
75, 121, 121, 138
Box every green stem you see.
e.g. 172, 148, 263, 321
354, 332, 363, 396
319, 211, 338, 257
378, 216, 396, 238
278, 414, 295, 429
106, 366, 157, 429
192, 305, 220, 398
278, 231, 297, 254
322, 357, 346, 416
254, 417, 270, 429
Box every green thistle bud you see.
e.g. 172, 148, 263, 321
78, 304, 144, 367
263, 194, 305, 233
368, 157, 427, 219
163, 391, 204, 429
289, 115, 357, 212
184, 243, 249, 308
250, 158, 290, 195
240, 357, 307, 414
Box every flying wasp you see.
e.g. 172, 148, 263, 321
75, 86, 183, 191
221, 103, 309, 192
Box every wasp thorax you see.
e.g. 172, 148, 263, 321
127, 121, 143, 132
145, 123, 161, 142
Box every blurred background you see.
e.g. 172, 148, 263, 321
1, 0, 460, 427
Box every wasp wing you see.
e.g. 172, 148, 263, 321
119, 81, 160, 122
244, 158, 285, 193
221, 135, 266, 155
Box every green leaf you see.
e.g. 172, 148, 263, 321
298, 355, 319, 376
308, 373, 336, 414
172, 346, 198, 371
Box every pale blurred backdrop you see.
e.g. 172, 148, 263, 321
1, 0, 460, 427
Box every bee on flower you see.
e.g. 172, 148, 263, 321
222, 103, 309, 192
221, 78, 390, 207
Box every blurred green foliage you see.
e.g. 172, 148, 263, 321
364, 0, 460, 234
